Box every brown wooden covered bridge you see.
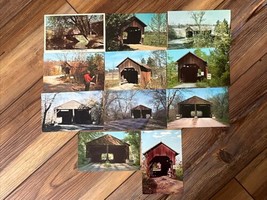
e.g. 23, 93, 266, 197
122, 16, 147, 44
131, 105, 152, 119
86, 134, 130, 163
143, 142, 178, 177
178, 96, 212, 118
116, 57, 151, 87
55, 100, 91, 124
176, 52, 208, 83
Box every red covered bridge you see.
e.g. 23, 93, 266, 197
143, 142, 178, 177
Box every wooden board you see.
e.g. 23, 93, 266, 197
1, 0, 267, 199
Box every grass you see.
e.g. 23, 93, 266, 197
105, 79, 120, 89
167, 73, 179, 88
143, 32, 167, 47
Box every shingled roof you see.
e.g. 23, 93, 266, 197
86, 134, 130, 146
116, 57, 151, 70
178, 96, 212, 105
176, 52, 207, 64
55, 100, 90, 110
131, 104, 152, 111
143, 142, 179, 156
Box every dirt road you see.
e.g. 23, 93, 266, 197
128, 44, 166, 50
105, 118, 166, 131
43, 75, 84, 92
151, 176, 183, 194
167, 118, 228, 129
79, 163, 139, 172
109, 83, 139, 90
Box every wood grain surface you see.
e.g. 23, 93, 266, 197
1, 0, 267, 199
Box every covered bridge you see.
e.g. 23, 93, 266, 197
122, 16, 147, 44
86, 134, 130, 163
178, 96, 212, 118
116, 57, 151, 87
176, 52, 208, 83
55, 100, 91, 124
143, 142, 178, 177
131, 105, 152, 119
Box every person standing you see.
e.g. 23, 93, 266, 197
84, 70, 95, 91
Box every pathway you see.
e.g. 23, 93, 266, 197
174, 83, 197, 88
167, 118, 228, 129
79, 163, 139, 171
150, 176, 183, 195
105, 118, 166, 131
43, 75, 84, 92
127, 44, 166, 50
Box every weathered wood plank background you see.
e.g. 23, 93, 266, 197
1, 0, 267, 199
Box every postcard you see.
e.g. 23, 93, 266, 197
168, 10, 231, 49
44, 13, 105, 52
142, 130, 183, 195
41, 91, 104, 132
106, 13, 167, 51
167, 47, 230, 88
104, 89, 167, 131
78, 131, 140, 171
43, 52, 105, 92
105, 50, 166, 90
167, 87, 229, 129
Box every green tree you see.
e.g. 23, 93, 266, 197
106, 14, 133, 50
123, 131, 141, 165
208, 19, 231, 86
78, 132, 104, 167
148, 14, 167, 46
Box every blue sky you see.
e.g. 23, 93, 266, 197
168, 10, 231, 25
105, 51, 154, 70
167, 87, 228, 101
44, 52, 103, 62
167, 48, 214, 62
142, 130, 182, 161
135, 13, 167, 31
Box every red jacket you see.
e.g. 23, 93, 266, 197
84, 73, 93, 83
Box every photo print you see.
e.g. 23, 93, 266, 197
45, 13, 105, 51
168, 10, 231, 49
106, 13, 167, 51
104, 89, 167, 131
41, 91, 104, 132
142, 130, 183, 195
78, 131, 140, 171
167, 87, 229, 129
105, 50, 166, 90
43, 52, 104, 92
167, 47, 230, 88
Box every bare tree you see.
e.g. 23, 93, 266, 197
166, 89, 183, 120
42, 93, 57, 128
191, 11, 205, 32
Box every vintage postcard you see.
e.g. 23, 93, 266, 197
41, 91, 104, 132
142, 130, 183, 195
105, 50, 166, 90
106, 13, 167, 51
44, 13, 105, 52
78, 131, 140, 171
167, 47, 230, 88
104, 89, 167, 131
43, 52, 104, 92
167, 87, 229, 129
168, 10, 231, 49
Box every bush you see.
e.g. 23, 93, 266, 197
175, 166, 183, 181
